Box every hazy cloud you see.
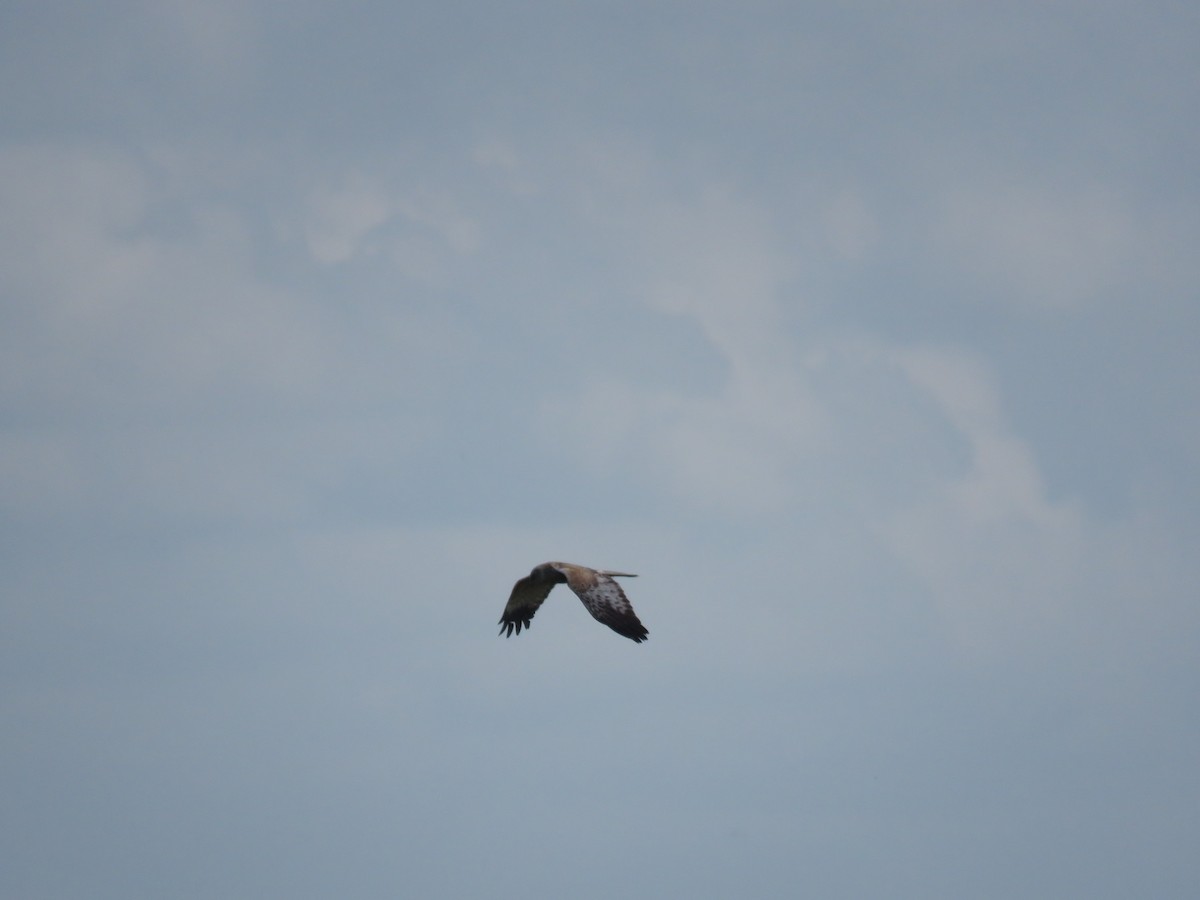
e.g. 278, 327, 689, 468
3, 3, 1198, 898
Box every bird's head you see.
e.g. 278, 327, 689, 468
531, 563, 566, 584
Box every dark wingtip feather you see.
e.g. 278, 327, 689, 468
611, 621, 649, 643
498, 617, 530, 638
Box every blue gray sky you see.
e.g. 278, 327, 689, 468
3, 2, 1198, 897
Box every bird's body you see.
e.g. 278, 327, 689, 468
498, 562, 648, 642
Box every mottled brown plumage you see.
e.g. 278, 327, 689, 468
498, 562, 648, 643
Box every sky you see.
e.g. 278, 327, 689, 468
2, 1, 1199, 897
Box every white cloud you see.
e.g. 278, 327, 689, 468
0, 143, 484, 418
0, 144, 153, 317
550, 375, 821, 514
0, 143, 337, 414
882, 345, 1087, 655
303, 175, 392, 264
639, 187, 794, 373
302, 173, 480, 286
472, 137, 538, 196
0, 143, 458, 527
534, 148, 1187, 677
932, 178, 1134, 312
541, 177, 829, 513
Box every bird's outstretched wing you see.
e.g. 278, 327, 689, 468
498, 573, 557, 637
563, 567, 648, 643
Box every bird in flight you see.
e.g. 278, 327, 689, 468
499, 562, 648, 643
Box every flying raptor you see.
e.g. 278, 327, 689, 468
498, 562, 648, 643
